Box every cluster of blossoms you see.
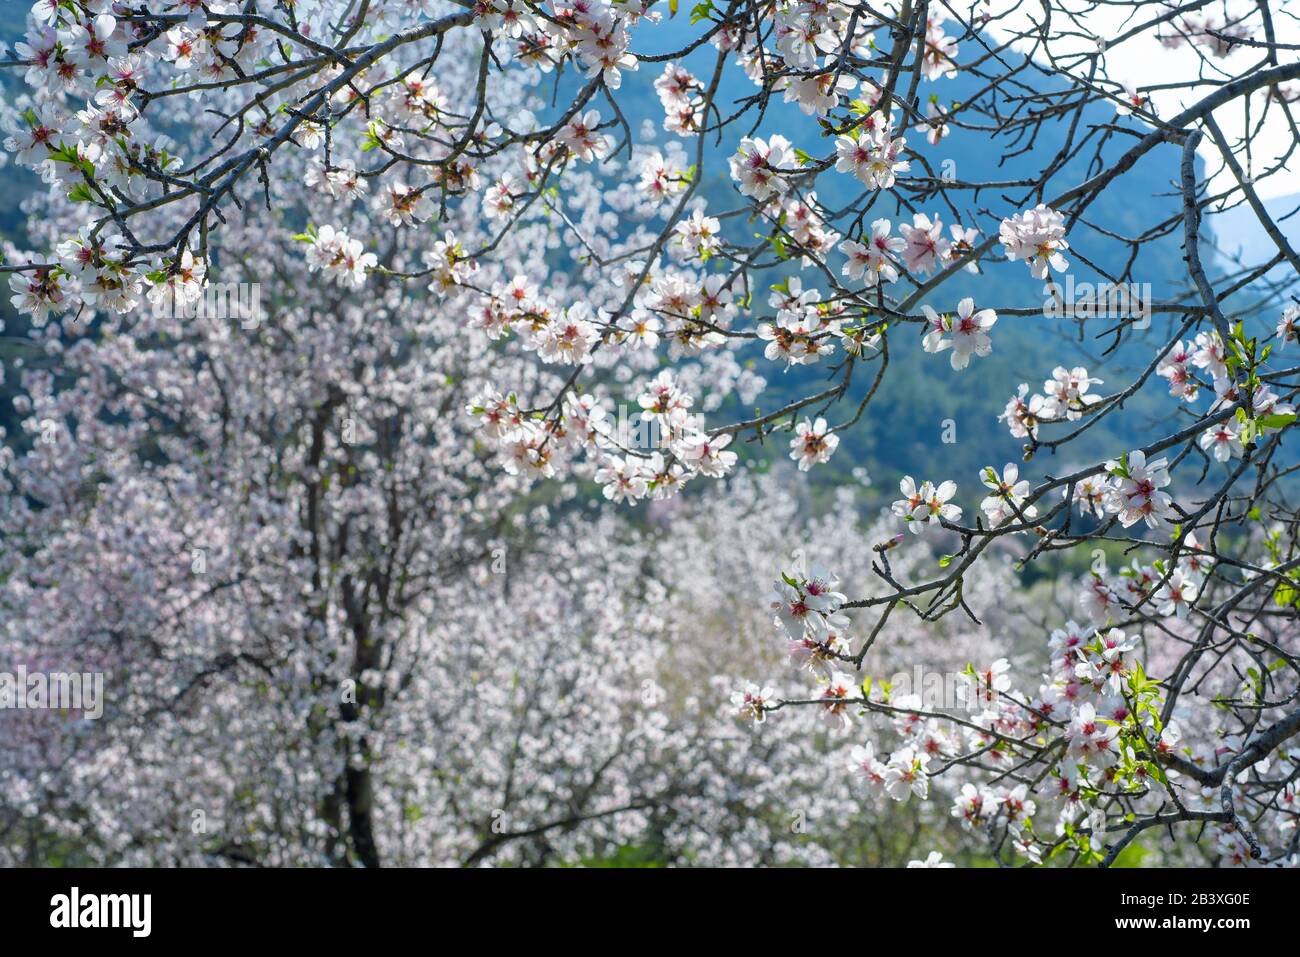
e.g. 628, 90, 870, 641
999, 204, 1070, 279
1152, 329, 1296, 463
886, 460, 1044, 536
424, 232, 479, 300
448, 227, 723, 365
921, 15, 961, 81
473, 0, 643, 89
626, 269, 741, 356
850, 741, 932, 803
834, 111, 910, 190
758, 278, 846, 369
698, 488, 1060, 863
0, 0, 649, 325
2, 0, 1298, 872
635, 142, 691, 206
775, 568, 847, 656
921, 297, 998, 370
374, 181, 434, 229
467, 368, 737, 499
742, 554, 1153, 864
729, 134, 797, 202
838, 212, 979, 290
1004, 623, 1157, 857
1024, 605, 1276, 870
654, 62, 704, 136
305, 159, 367, 201
1157, 332, 1226, 402
1074, 449, 1177, 529
556, 109, 612, 164
892, 477, 962, 533
302, 225, 378, 289
761, 563, 856, 725
1000, 365, 1106, 440
47, 230, 139, 317
738, 541, 1260, 866
766, 0, 873, 73
779, 192, 843, 265
839, 218, 904, 287
672, 209, 722, 262
1076, 529, 1213, 627
978, 463, 1037, 528
0, 5, 272, 321
950, 781, 1041, 860
11, 227, 213, 322
789, 417, 839, 471
778, 58, 857, 117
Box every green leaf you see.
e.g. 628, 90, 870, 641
689, 0, 713, 22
